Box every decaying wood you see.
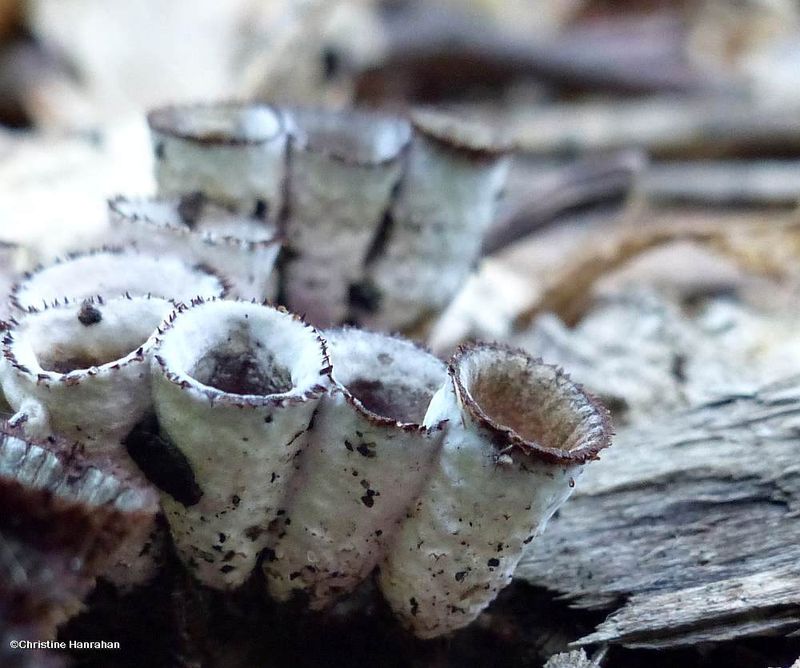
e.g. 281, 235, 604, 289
513, 208, 800, 329
355, 7, 723, 105
642, 160, 800, 207
544, 648, 602, 668
516, 376, 800, 649
482, 150, 644, 256
504, 97, 800, 159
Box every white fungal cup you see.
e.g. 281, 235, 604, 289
265, 328, 446, 608
11, 249, 227, 312
378, 343, 611, 638
281, 109, 411, 328
108, 195, 281, 301
148, 102, 289, 218
150, 299, 332, 589
358, 109, 511, 332
0, 296, 173, 444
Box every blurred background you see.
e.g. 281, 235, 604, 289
2, 0, 800, 416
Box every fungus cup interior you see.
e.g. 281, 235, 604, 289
325, 329, 446, 424
160, 302, 326, 398
457, 346, 597, 455
290, 109, 411, 164
13, 252, 224, 310
150, 104, 283, 144
12, 299, 169, 375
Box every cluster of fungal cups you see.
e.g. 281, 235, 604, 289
0, 102, 611, 641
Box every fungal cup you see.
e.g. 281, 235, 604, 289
108, 195, 281, 300
149, 299, 332, 589
1, 296, 174, 444
379, 343, 611, 638
148, 102, 288, 217
281, 109, 411, 327
265, 328, 446, 608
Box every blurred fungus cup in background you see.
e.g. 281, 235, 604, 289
355, 109, 511, 334
144, 101, 512, 333
1, 296, 173, 445
147, 102, 289, 220
280, 108, 411, 327
148, 298, 332, 590
378, 343, 611, 638
10, 248, 227, 312
108, 195, 282, 300
264, 327, 446, 608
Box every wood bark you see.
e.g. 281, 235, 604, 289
516, 376, 800, 649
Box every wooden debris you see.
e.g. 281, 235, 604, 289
544, 648, 600, 668
516, 376, 800, 648
504, 97, 800, 159
513, 207, 800, 329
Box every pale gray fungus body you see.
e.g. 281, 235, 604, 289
265, 328, 446, 608
378, 343, 611, 638
150, 299, 332, 589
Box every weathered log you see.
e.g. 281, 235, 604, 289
516, 376, 800, 649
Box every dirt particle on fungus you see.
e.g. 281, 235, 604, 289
361, 488, 379, 508
218, 533, 226, 544
77, 302, 103, 326
245, 525, 264, 541
232, 495, 241, 507
409, 597, 419, 616
356, 442, 377, 458
374, 529, 383, 537
496, 543, 504, 552
455, 571, 467, 582
487, 558, 500, 568
344, 440, 354, 452
252, 198, 269, 220
220, 565, 235, 574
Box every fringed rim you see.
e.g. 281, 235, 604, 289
410, 108, 513, 161
287, 107, 412, 167
323, 326, 447, 433
9, 247, 231, 311
152, 297, 333, 408
147, 101, 286, 146
449, 342, 612, 465
108, 194, 283, 251
2, 295, 172, 389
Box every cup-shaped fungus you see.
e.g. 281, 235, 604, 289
148, 102, 288, 218
0, 427, 158, 635
1, 296, 173, 444
108, 195, 282, 300
355, 109, 511, 333
265, 328, 446, 608
378, 343, 611, 638
149, 299, 331, 589
281, 109, 411, 327
10, 249, 226, 312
